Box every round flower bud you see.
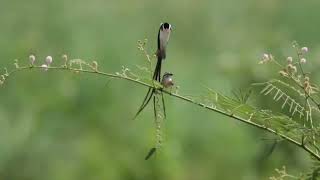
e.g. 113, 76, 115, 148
301, 47, 308, 53
262, 53, 269, 61
62, 54, 67, 61
287, 56, 293, 63
29, 55, 36, 65
300, 58, 306, 64
92, 61, 98, 71
41, 64, 48, 71
45, 56, 53, 65
291, 66, 297, 73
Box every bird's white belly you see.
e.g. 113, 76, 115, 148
159, 31, 170, 50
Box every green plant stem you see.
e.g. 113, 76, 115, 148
3, 65, 320, 161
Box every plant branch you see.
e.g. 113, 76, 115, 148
2, 64, 320, 161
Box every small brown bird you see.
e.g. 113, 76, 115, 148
161, 72, 174, 88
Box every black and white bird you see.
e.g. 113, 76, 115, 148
154, 22, 172, 81
134, 22, 172, 119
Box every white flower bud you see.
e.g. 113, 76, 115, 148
62, 54, 67, 61
259, 53, 272, 64
287, 56, 293, 63
262, 53, 269, 61
292, 66, 297, 73
300, 58, 306, 64
41, 64, 48, 71
62, 54, 68, 67
45, 56, 53, 65
29, 55, 36, 65
301, 47, 308, 53
92, 61, 98, 71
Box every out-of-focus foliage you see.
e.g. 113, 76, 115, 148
1, 0, 320, 179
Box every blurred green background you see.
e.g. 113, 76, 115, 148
1, 0, 320, 179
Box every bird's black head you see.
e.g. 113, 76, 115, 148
163, 22, 170, 29
160, 22, 171, 30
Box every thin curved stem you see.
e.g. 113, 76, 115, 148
2, 65, 320, 161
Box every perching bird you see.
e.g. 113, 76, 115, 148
161, 72, 174, 88
133, 22, 172, 119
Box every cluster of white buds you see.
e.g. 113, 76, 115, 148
279, 56, 297, 76
300, 47, 308, 64
304, 76, 311, 95
259, 53, 273, 64
29, 54, 36, 66
285, 56, 297, 74
287, 64, 297, 74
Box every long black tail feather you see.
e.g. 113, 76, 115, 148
133, 88, 153, 119
145, 147, 156, 160
153, 57, 162, 81
133, 57, 162, 119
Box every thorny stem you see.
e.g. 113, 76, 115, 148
2, 65, 320, 161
